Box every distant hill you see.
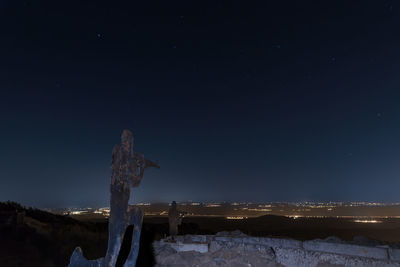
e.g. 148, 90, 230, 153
2, 202, 400, 266
0, 201, 108, 267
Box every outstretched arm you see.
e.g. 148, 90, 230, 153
144, 158, 160, 169
134, 151, 160, 170
129, 152, 160, 187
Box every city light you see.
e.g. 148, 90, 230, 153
226, 216, 247, 220
353, 220, 382, 224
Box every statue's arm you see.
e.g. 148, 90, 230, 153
178, 210, 188, 217
133, 151, 159, 169
129, 152, 159, 187
144, 158, 160, 169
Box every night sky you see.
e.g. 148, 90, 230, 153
1, 1, 400, 208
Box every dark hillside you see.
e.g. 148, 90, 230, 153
0, 202, 107, 267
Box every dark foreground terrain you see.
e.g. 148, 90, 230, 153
2, 202, 400, 267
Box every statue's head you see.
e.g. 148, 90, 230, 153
121, 130, 134, 153
172, 201, 177, 208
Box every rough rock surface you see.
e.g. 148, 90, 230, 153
154, 242, 282, 267
154, 231, 400, 267
69, 130, 159, 267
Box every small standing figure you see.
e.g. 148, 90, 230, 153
168, 201, 185, 237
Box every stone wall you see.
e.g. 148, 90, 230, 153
153, 231, 400, 267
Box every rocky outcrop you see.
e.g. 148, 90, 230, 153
69, 130, 159, 267
153, 231, 400, 267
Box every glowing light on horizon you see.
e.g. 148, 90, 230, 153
353, 220, 382, 224
205, 204, 221, 207
248, 208, 272, 212
137, 203, 151, 206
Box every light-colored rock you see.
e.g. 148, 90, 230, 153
303, 240, 388, 261
154, 231, 400, 267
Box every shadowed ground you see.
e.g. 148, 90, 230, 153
2, 202, 400, 266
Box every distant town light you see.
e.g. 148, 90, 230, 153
226, 216, 247, 220
353, 220, 382, 224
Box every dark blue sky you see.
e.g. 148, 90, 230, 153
1, 0, 400, 207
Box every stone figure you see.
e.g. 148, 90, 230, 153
168, 201, 185, 237
69, 130, 159, 267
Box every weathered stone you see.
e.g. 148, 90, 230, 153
303, 240, 389, 261
69, 130, 159, 267
154, 232, 400, 267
